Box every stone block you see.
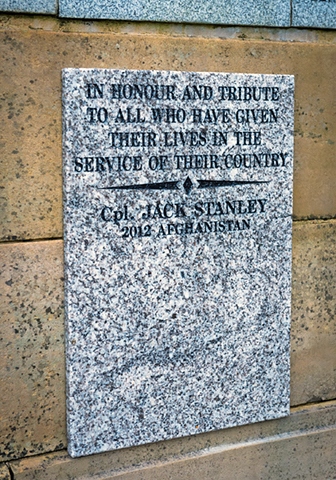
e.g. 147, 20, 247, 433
59, 0, 290, 27
63, 68, 294, 457
0, 220, 335, 460
7, 401, 336, 479
0, 0, 57, 14
0, 240, 66, 461
0, 23, 336, 241
291, 220, 336, 405
293, 0, 336, 29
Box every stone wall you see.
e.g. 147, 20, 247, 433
2, 0, 336, 29
0, 7, 336, 480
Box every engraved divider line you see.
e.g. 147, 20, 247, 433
96, 181, 179, 191
94, 179, 270, 192
197, 180, 270, 188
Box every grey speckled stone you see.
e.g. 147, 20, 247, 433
63, 68, 294, 458
0, 0, 57, 14
7, 402, 336, 479
292, 0, 336, 29
59, 0, 290, 27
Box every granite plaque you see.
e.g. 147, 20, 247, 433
63, 69, 294, 458
0, 0, 56, 14
59, 0, 290, 27
292, 0, 336, 29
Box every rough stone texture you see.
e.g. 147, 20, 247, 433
1, 22, 336, 241
0, 221, 335, 461
0, 14, 336, 466
0, 465, 10, 480
2, 14, 336, 42
63, 68, 293, 457
6, 401, 336, 480
291, 220, 336, 406
59, 0, 290, 27
293, 0, 336, 29
0, 240, 66, 462
0, 0, 57, 14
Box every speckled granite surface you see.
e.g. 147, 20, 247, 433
293, 0, 336, 29
59, 0, 290, 26
63, 69, 294, 458
0, 0, 57, 13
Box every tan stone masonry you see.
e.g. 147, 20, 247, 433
1, 18, 336, 241
0, 14, 335, 479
